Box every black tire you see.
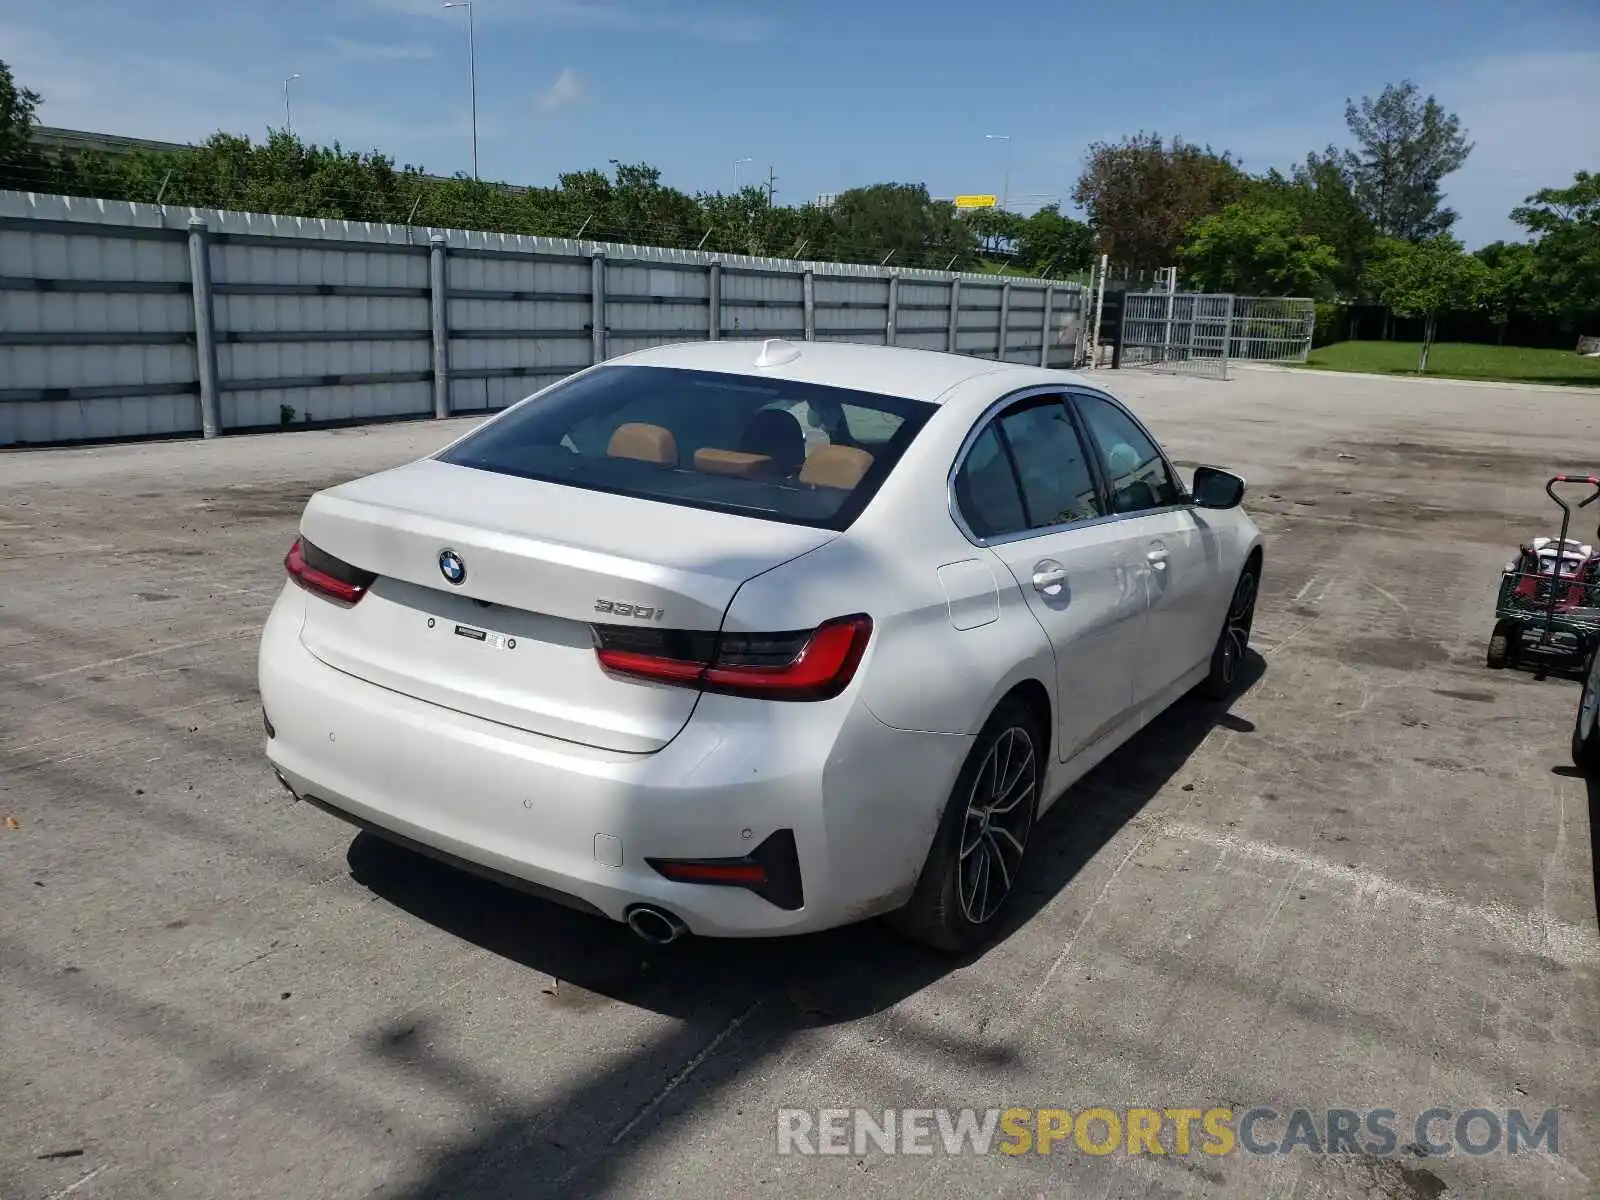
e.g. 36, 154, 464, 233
886, 698, 1043, 954
1486, 617, 1519, 670
1195, 562, 1258, 702
1573, 643, 1600, 777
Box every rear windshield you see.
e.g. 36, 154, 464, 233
436, 365, 937, 530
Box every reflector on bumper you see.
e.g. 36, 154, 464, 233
646, 829, 805, 911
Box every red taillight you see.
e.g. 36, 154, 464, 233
594, 614, 872, 702
589, 649, 706, 685
284, 537, 375, 605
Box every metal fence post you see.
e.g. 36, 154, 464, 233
708, 261, 721, 341
1089, 253, 1108, 368
885, 273, 899, 347
1223, 293, 1236, 381
1162, 285, 1174, 366
997, 281, 1012, 361
802, 269, 815, 341
1039, 287, 1054, 367
429, 234, 451, 419
590, 249, 607, 363
947, 279, 961, 353
1186, 295, 1198, 372
186, 217, 221, 438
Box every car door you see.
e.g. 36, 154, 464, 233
1069, 389, 1227, 707
951, 391, 1148, 765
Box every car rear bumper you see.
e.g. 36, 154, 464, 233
258, 587, 973, 937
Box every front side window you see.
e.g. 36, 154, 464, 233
1072, 392, 1183, 514
437, 365, 936, 531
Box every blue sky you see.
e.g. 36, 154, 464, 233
5, 0, 1598, 247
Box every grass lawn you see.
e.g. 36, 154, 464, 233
1299, 341, 1600, 387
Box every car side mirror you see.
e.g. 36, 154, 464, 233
1192, 465, 1246, 509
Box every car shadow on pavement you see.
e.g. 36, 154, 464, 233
342, 652, 1265, 1198
345, 650, 1268, 1026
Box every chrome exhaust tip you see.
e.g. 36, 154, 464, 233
625, 905, 688, 945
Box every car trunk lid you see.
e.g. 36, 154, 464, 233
294, 458, 835, 752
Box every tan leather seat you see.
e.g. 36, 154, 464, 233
693, 448, 776, 479
606, 422, 678, 466
799, 444, 874, 490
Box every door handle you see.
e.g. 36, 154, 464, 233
1146, 548, 1168, 570
1032, 567, 1067, 591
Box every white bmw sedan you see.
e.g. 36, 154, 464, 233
259, 339, 1262, 952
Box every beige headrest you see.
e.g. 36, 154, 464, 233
693, 448, 776, 479
800, 444, 874, 490
606, 422, 678, 466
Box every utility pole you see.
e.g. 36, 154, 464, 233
283, 74, 300, 136
442, 2, 479, 179
985, 134, 1012, 212
765, 165, 778, 205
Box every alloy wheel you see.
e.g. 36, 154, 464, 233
1582, 650, 1600, 741
956, 725, 1037, 925
1220, 570, 1257, 686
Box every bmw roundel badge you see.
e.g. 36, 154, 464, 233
438, 549, 467, 586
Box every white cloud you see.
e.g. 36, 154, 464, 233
1, 21, 476, 156
537, 67, 589, 114
1427, 50, 1600, 246
3, 22, 264, 141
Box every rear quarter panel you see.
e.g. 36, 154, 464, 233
722, 532, 1053, 738
722, 379, 1058, 741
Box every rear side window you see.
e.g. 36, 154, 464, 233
952, 396, 1103, 539
953, 425, 1028, 539
437, 365, 936, 530
997, 402, 1103, 527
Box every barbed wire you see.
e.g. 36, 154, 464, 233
1, 161, 1089, 279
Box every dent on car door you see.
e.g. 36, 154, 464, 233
1070, 390, 1222, 699
951, 395, 1146, 764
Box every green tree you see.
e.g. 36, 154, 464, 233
828, 183, 978, 269
1340, 81, 1472, 242
1366, 235, 1489, 372
0, 58, 43, 188
1, 60, 1039, 274
960, 205, 1025, 258
1071, 132, 1246, 269
1474, 240, 1539, 343
1510, 170, 1600, 327
1287, 150, 1374, 294
1014, 205, 1094, 275
1179, 201, 1340, 296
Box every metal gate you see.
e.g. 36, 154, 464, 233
1118, 292, 1315, 380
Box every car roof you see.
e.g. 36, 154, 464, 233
602, 339, 1095, 404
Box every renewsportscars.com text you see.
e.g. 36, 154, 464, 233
775, 1106, 1560, 1158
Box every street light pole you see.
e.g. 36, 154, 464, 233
443, 2, 479, 179
733, 157, 752, 191
283, 73, 300, 136
985, 134, 1012, 212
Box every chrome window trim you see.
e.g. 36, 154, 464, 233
947, 384, 1196, 549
